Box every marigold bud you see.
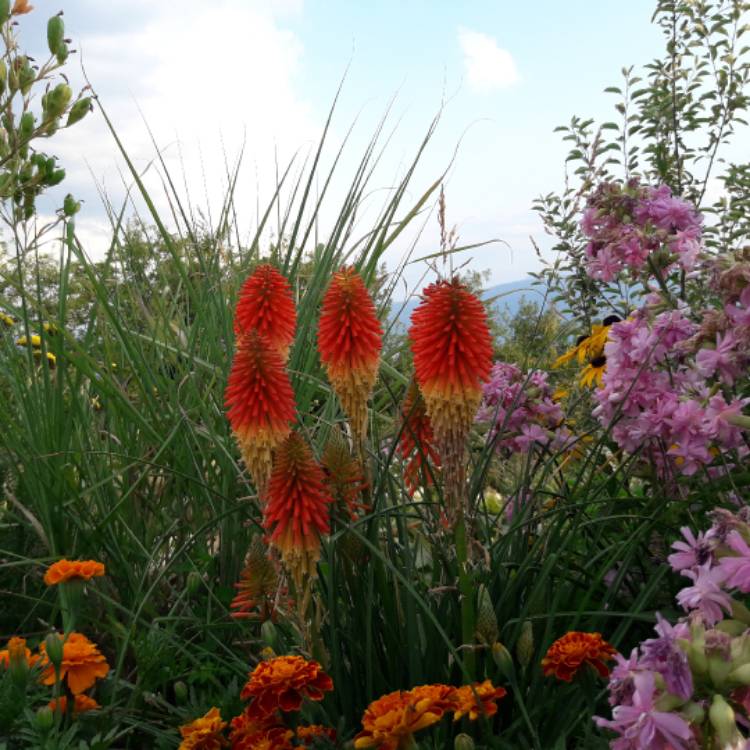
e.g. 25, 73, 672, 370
35, 706, 54, 733
454, 734, 476, 750
260, 620, 278, 650
186, 571, 201, 595
173, 680, 188, 705
44, 632, 64, 671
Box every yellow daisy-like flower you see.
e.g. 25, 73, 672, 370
553, 324, 610, 369
579, 357, 607, 388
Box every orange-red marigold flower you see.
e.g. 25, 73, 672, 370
0, 636, 35, 669
296, 724, 337, 745
39, 633, 110, 694
44, 559, 105, 586
541, 631, 617, 682
317, 267, 382, 442
228, 710, 290, 750
178, 707, 228, 750
263, 432, 332, 585
49, 694, 100, 716
240, 655, 333, 721
354, 684, 457, 750
234, 264, 296, 359
225, 330, 296, 491
452, 680, 507, 721
397, 382, 441, 496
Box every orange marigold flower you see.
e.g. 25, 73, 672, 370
234, 265, 297, 360
354, 684, 457, 750
225, 330, 296, 492
452, 680, 506, 721
178, 707, 228, 750
409, 279, 493, 440
228, 710, 289, 749
240, 655, 333, 721
263, 432, 332, 587
39, 633, 109, 694
397, 382, 441, 496
296, 724, 337, 745
230, 536, 283, 621
317, 267, 382, 443
541, 631, 617, 682
44, 559, 105, 586
49, 694, 100, 716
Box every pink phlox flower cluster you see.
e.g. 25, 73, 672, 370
582, 181, 702, 282
477, 362, 573, 453
594, 308, 749, 476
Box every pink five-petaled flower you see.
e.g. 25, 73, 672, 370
695, 331, 739, 385
675, 564, 731, 625
668, 526, 715, 573
717, 531, 750, 594
595, 672, 693, 750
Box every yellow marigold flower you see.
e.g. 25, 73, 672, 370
354, 684, 457, 750
452, 680, 506, 721
44, 559, 105, 586
0, 636, 36, 669
16, 334, 41, 347
49, 694, 99, 716
240, 655, 333, 720
178, 707, 228, 750
39, 633, 109, 694
541, 631, 616, 682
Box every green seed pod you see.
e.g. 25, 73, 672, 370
475, 585, 498, 646
0, 61, 7, 95
66, 97, 91, 127
516, 620, 534, 668
44, 632, 64, 671
709, 694, 738, 746
35, 706, 54, 733
491, 641, 514, 678
19, 59, 35, 96
56, 41, 69, 65
47, 15, 65, 57
63, 193, 80, 217
454, 734, 476, 750
19, 111, 34, 141
0, 173, 13, 197
173, 680, 188, 705
47, 168, 66, 186
46, 84, 72, 119
0, 0, 9, 24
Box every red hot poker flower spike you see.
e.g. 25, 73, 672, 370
225, 330, 296, 493
409, 279, 493, 513
263, 432, 332, 588
234, 264, 297, 360
317, 267, 382, 443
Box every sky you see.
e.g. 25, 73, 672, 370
18, 0, 667, 291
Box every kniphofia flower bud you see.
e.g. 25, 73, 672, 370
317, 267, 382, 445
234, 264, 297, 360
264, 432, 332, 589
225, 330, 296, 493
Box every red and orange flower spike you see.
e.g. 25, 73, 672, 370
398, 382, 441, 496
225, 330, 296, 493
234, 264, 297, 360
322, 430, 369, 519
229, 536, 283, 621
541, 631, 617, 682
409, 279, 493, 513
263, 432, 332, 588
317, 267, 382, 444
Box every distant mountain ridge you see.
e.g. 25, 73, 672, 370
390, 278, 545, 327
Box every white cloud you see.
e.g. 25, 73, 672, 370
48, 0, 319, 257
458, 27, 519, 92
